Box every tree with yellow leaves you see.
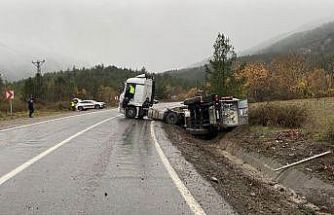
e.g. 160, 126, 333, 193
271, 54, 309, 99
306, 68, 328, 97
235, 62, 270, 101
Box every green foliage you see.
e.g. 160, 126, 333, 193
208, 33, 237, 96
154, 73, 192, 100
14, 65, 142, 103
11, 64, 192, 107
22, 77, 34, 99
0, 76, 4, 92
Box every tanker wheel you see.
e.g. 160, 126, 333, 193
206, 127, 218, 139
125, 106, 137, 119
165, 112, 178, 125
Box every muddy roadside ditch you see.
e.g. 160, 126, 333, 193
163, 124, 333, 215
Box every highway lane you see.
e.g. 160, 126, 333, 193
0, 110, 119, 178
0, 109, 197, 214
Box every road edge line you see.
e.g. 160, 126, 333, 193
0, 114, 121, 187
0, 108, 117, 132
150, 121, 207, 215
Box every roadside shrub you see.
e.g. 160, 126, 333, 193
56, 101, 70, 110
0, 98, 27, 113
250, 103, 307, 128
249, 103, 279, 127
42, 101, 70, 111
323, 119, 334, 144
12, 99, 27, 112
278, 104, 308, 128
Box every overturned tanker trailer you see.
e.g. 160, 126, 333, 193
148, 95, 248, 136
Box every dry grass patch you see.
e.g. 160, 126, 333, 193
249, 103, 307, 128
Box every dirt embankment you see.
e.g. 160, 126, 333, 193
228, 126, 334, 186
164, 124, 306, 215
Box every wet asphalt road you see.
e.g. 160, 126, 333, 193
0, 109, 196, 215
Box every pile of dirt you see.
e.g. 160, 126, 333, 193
227, 126, 334, 185
163, 124, 305, 215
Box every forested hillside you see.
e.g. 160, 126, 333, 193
165, 21, 334, 101
239, 21, 334, 69
3, 20, 334, 114
164, 66, 207, 85
259, 21, 334, 55
0, 64, 196, 113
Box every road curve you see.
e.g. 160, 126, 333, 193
0, 109, 229, 215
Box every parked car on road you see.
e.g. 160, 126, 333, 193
83, 100, 106, 109
72, 98, 106, 111
75, 100, 96, 111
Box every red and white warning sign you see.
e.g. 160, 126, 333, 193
5, 90, 14, 100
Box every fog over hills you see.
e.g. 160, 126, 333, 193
0, 40, 87, 81
180, 19, 334, 70
254, 21, 334, 56
239, 17, 334, 56
165, 19, 334, 84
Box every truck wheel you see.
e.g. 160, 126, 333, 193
126, 106, 137, 119
78, 106, 83, 111
95, 104, 100, 109
165, 112, 178, 125
206, 127, 218, 139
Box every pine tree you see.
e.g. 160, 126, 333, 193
209, 33, 236, 95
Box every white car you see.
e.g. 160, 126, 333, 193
75, 100, 96, 111
82, 100, 106, 109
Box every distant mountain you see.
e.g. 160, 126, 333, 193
166, 20, 334, 85
186, 57, 211, 68
250, 21, 334, 56
240, 18, 334, 56
239, 32, 292, 56
0, 42, 87, 81
164, 65, 207, 85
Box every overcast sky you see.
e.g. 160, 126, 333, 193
1, 0, 334, 73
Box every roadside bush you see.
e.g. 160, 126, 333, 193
41, 101, 70, 111
278, 104, 308, 128
323, 119, 334, 144
12, 99, 27, 112
249, 103, 279, 127
0, 98, 27, 113
250, 103, 307, 128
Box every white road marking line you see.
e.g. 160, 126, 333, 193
0, 108, 117, 132
150, 121, 207, 215
0, 115, 121, 187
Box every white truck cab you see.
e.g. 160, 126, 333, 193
118, 74, 155, 118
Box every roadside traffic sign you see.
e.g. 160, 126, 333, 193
5, 90, 14, 116
5, 90, 14, 100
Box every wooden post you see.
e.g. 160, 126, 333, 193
9, 99, 13, 117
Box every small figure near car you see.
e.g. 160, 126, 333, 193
70, 100, 76, 111
28, 95, 34, 118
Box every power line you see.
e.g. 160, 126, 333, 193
32, 59, 45, 99
32, 59, 45, 74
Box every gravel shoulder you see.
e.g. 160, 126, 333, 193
228, 126, 334, 186
163, 124, 307, 215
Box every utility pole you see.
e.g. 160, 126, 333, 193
1, 73, 13, 116
32, 60, 45, 74
0, 71, 7, 90
32, 59, 45, 99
